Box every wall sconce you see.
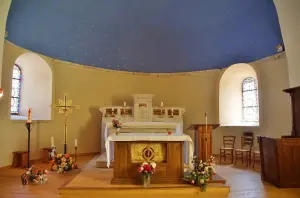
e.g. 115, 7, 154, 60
0, 88, 3, 101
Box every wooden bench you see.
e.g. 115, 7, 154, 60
41, 147, 52, 163
12, 151, 28, 168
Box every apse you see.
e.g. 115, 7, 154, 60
5, 0, 283, 73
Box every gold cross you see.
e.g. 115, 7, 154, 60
53, 93, 80, 116
52, 93, 80, 154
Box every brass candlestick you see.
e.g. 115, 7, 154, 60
160, 107, 164, 118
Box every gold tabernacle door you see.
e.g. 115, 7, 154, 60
131, 143, 166, 163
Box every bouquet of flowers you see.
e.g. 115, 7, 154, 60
49, 153, 77, 173
112, 119, 122, 129
138, 162, 156, 177
185, 156, 216, 192
21, 166, 48, 185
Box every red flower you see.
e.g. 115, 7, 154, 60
143, 164, 151, 171
65, 154, 70, 158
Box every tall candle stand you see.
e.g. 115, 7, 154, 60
21, 122, 35, 185
25, 122, 35, 168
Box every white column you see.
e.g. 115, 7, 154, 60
0, 0, 12, 88
273, 0, 300, 87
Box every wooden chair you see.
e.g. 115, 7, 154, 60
219, 136, 236, 164
252, 136, 261, 168
235, 136, 253, 166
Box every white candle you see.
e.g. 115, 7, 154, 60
75, 139, 78, 147
124, 101, 126, 107
161, 102, 164, 107
27, 108, 32, 123
51, 137, 54, 147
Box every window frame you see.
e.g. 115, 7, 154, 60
11, 64, 22, 115
242, 77, 259, 122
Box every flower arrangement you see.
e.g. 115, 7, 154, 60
112, 119, 122, 129
49, 153, 77, 173
185, 156, 216, 192
138, 162, 156, 188
21, 166, 48, 185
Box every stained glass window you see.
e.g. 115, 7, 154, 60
11, 65, 22, 115
242, 77, 259, 122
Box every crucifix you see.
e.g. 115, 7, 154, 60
52, 93, 80, 154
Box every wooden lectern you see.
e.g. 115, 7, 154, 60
188, 124, 220, 161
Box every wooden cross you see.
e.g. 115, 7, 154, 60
52, 93, 80, 154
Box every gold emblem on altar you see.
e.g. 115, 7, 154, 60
131, 143, 166, 163
142, 145, 155, 162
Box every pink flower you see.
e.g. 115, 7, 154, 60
191, 180, 195, 184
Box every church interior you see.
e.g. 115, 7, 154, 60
1, 0, 300, 198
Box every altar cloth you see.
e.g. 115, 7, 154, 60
103, 122, 182, 143
105, 133, 194, 168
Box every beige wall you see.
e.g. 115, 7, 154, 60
273, 0, 300, 88
0, 42, 292, 167
0, 0, 11, 88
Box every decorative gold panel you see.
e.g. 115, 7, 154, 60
131, 143, 166, 163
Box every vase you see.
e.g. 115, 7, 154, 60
116, 128, 120, 135
143, 176, 150, 188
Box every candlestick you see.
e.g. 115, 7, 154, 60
124, 101, 126, 107
27, 108, 32, 123
51, 137, 55, 147
160, 102, 164, 107
74, 146, 78, 163
75, 139, 78, 147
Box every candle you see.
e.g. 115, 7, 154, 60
75, 139, 78, 147
0, 88, 3, 98
51, 137, 54, 147
27, 108, 32, 123
161, 102, 164, 107
124, 101, 126, 107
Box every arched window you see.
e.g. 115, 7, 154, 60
242, 77, 259, 122
11, 64, 22, 115
10, 52, 53, 121
219, 63, 259, 126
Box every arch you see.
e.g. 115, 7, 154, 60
10, 52, 53, 120
219, 63, 259, 126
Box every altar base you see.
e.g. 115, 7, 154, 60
58, 167, 229, 198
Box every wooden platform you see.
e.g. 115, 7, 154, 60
60, 158, 230, 198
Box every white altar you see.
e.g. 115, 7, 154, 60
99, 94, 193, 167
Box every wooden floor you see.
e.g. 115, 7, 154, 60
1, 155, 300, 198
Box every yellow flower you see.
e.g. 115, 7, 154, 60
57, 154, 62, 158
61, 162, 67, 168
61, 157, 66, 162
69, 159, 73, 164
52, 165, 58, 171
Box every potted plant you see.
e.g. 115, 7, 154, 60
21, 166, 48, 185
112, 119, 122, 135
138, 162, 156, 188
184, 156, 216, 192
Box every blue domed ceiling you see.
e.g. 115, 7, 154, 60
6, 0, 283, 73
